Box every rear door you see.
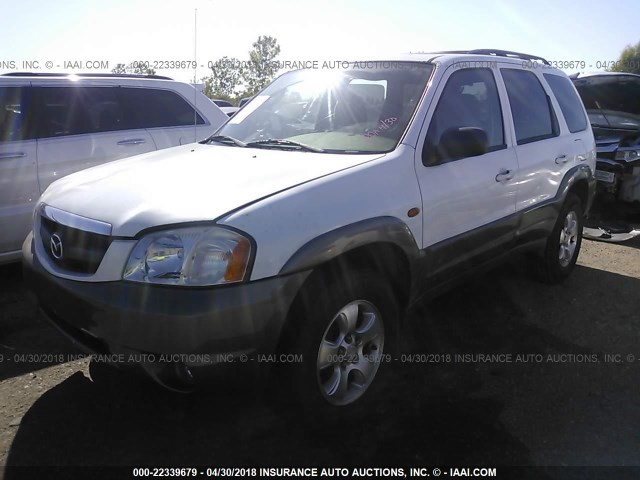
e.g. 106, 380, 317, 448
542, 72, 593, 171
35, 84, 156, 193
499, 68, 574, 212
0, 83, 39, 257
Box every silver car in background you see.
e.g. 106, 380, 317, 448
0, 73, 228, 264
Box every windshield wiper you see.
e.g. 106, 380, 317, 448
245, 138, 325, 153
205, 135, 247, 147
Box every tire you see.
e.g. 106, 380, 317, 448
275, 269, 399, 412
535, 193, 584, 283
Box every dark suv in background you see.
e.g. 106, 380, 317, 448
571, 72, 640, 241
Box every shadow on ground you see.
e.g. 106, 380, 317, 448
0, 264, 81, 381
3, 259, 640, 473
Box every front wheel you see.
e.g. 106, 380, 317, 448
315, 298, 386, 406
535, 193, 584, 283
277, 270, 398, 410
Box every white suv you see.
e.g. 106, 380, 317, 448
0, 73, 228, 265
23, 51, 596, 408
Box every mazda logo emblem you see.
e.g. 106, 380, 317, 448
50, 233, 63, 260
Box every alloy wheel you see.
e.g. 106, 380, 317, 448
315, 300, 385, 406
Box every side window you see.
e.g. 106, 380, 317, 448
37, 87, 132, 138
37, 87, 91, 138
121, 88, 205, 128
82, 87, 130, 133
543, 74, 588, 133
0, 86, 35, 141
424, 68, 505, 163
501, 69, 559, 144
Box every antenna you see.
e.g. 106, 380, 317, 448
193, 8, 198, 141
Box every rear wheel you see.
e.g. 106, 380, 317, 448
535, 193, 584, 283
277, 269, 398, 410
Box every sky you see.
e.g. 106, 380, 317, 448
1, 0, 639, 83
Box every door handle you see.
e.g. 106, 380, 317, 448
555, 155, 568, 164
0, 152, 26, 160
495, 168, 514, 183
117, 138, 146, 146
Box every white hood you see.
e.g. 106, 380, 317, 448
41, 143, 382, 237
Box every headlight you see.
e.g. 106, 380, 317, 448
123, 226, 252, 286
615, 149, 640, 162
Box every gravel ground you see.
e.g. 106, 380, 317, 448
1, 237, 639, 474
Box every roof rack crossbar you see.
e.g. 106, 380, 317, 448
1, 72, 174, 80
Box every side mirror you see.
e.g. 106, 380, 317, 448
423, 127, 489, 166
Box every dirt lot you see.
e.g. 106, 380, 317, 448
1, 238, 639, 474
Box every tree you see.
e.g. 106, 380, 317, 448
608, 41, 640, 74
201, 56, 243, 100
198, 35, 282, 104
111, 61, 157, 76
242, 35, 281, 96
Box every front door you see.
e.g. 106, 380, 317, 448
414, 67, 519, 276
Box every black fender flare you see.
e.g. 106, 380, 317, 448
556, 164, 596, 214
279, 216, 421, 276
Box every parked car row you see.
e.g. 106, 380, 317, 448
21, 50, 596, 409
0, 73, 229, 265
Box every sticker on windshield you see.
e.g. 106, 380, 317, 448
364, 117, 398, 137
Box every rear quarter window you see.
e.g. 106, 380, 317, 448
544, 74, 588, 133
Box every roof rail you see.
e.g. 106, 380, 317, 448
431, 50, 472, 55
468, 49, 550, 65
1, 72, 174, 80
431, 49, 550, 66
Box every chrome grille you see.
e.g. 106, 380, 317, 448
38, 204, 113, 274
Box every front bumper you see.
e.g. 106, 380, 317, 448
583, 225, 640, 242
583, 158, 640, 243
22, 233, 310, 390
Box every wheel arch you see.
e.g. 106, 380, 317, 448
567, 178, 589, 210
279, 216, 419, 308
275, 217, 419, 353
559, 164, 596, 214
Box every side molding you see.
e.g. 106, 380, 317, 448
279, 216, 420, 275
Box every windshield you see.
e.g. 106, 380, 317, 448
574, 75, 640, 130
212, 62, 433, 153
